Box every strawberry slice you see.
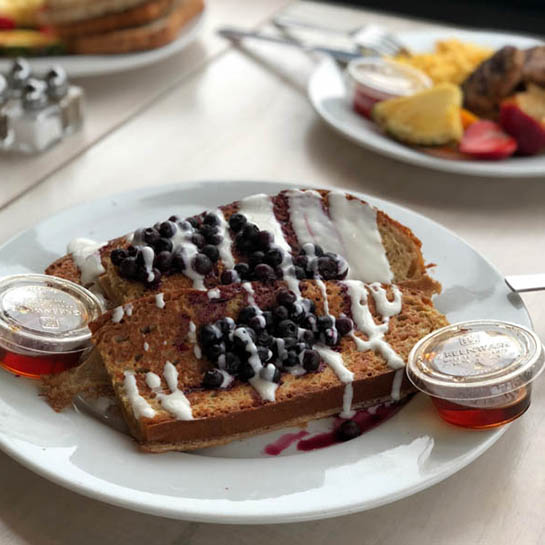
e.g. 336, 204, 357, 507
459, 120, 517, 160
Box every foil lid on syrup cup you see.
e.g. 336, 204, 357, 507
0, 274, 103, 358
407, 320, 545, 402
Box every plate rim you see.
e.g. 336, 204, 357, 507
308, 28, 545, 178
0, 180, 530, 523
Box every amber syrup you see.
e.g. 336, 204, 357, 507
0, 347, 81, 378
431, 386, 531, 429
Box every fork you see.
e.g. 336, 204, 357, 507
273, 15, 408, 56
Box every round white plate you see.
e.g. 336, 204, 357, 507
0, 181, 531, 523
0, 9, 205, 78
308, 29, 545, 177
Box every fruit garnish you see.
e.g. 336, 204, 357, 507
499, 102, 545, 156
372, 83, 463, 146
510, 83, 545, 124
460, 108, 479, 129
459, 120, 517, 159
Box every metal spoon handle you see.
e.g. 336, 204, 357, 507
505, 274, 545, 293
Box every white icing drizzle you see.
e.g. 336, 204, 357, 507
315, 278, 330, 315
143, 342, 150, 352
123, 371, 155, 419
369, 282, 402, 318
343, 280, 405, 369
111, 306, 124, 323
155, 293, 165, 309
315, 344, 354, 384
123, 303, 133, 316
242, 282, 258, 306
168, 221, 206, 290
218, 369, 234, 389
156, 361, 193, 420
67, 238, 106, 287
214, 208, 235, 269
238, 193, 301, 297
341, 383, 355, 419
188, 321, 201, 359
391, 368, 404, 401
145, 371, 162, 390
328, 192, 393, 283
233, 327, 278, 402
140, 246, 155, 283
208, 288, 221, 300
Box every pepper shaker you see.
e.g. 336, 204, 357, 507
46, 65, 83, 135
7, 58, 31, 98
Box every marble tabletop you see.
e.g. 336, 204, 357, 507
1, 2, 544, 544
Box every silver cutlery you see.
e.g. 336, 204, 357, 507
505, 274, 545, 293
217, 27, 364, 64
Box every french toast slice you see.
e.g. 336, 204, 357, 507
45, 189, 440, 305
58, 280, 447, 453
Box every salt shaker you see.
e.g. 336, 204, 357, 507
7, 58, 31, 98
46, 65, 83, 135
8, 78, 63, 153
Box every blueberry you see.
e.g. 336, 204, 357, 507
335, 316, 353, 337
336, 420, 362, 442
288, 302, 305, 322
235, 234, 254, 253
208, 233, 223, 246
203, 213, 219, 226
260, 364, 281, 383
301, 298, 316, 314
302, 349, 320, 371
202, 369, 224, 389
145, 268, 162, 288
221, 269, 239, 284
238, 306, 258, 324
202, 244, 220, 262
299, 328, 315, 345
187, 217, 200, 229
254, 263, 276, 282
242, 223, 260, 241
154, 237, 173, 253
295, 342, 307, 354
257, 332, 273, 347
204, 342, 226, 362
302, 314, 317, 332
293, 255, 308, 269
313, 245, 324, 257
284, 350, 298, 367
199, 224, 217, 239
256, 230, 273, 250
228, 213, 247, 232
234, 262, 250, 280
192, 253, 213, 275
293, 266, 306, 279
191, 233, 206, 249
143, 227, 159, 245
317, 256, 338, 280
168, 215, 180, 223
262, 311, 274, 328
265, 248, 283, 266
322, 327, 338, 346
284, 337, 297, 350
277, 289, 297, 306
257, 346, 271, 363
249, 315, 266, 331
317, 315, 335, 331
199, 324, 222, 345
127, 245, 138, 257
277, 319, 298, 338
119, 257, 137, 278
249, 251, 265, 268
110, 248, 127, 266
159, 221, 176, 238
154, 251, 172, 272
238, 363, 255, 381
223, 353, 241, 375
171, 249, 186, 271
216, 317, 235, 336
273, 305, 289, 322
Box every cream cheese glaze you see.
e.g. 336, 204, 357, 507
123, 371, 155, 419
157, 361, 193, 420
67, 238, 106, 287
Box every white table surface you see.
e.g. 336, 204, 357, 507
1, 2, 545, 544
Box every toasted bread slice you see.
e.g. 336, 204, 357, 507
45, 189, 440, 305
64, 0, 203, 54
38, 0, 150, 24
51, 0, 176, 38
76, 280, 447, 452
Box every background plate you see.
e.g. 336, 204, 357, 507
0, 180, 531, 523
0, 9, 205, 78
308, 29, 544, 177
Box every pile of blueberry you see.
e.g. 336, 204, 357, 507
225, 213, 349, 284
110, 213, 224, 288
200, 288, 354, 389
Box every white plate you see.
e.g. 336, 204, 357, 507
308, 29, 545, 177
0, 9, 205, 78
0, 181, 531, 523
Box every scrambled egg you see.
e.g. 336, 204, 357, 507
395, 39, 493, 85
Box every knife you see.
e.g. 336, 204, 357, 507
217, 26, 364, 64
505, 274, 545, 293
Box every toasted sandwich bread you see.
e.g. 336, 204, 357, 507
43, 280, 448, 452
38, 0, 151, 24
45, 189, 440, 308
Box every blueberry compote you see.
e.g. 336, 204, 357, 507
199, 288, 353, 390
